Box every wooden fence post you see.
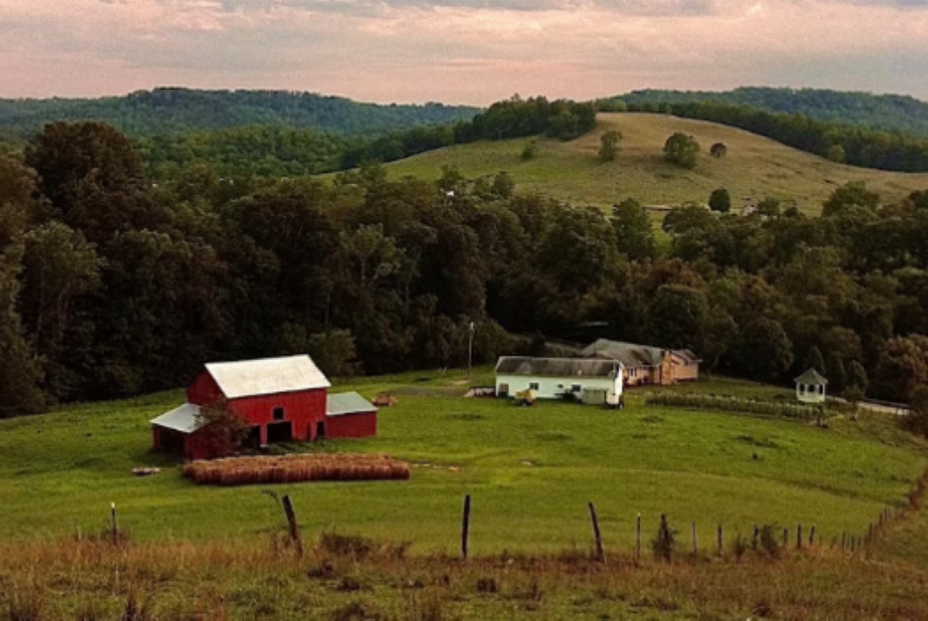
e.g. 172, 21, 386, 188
110, 502, 118, 544
782, 527, 788, 547
717, 525, 723, 555
809, 526, 815, 546
462, 494, 471, 560
636, 513, 642, 560
797, 524, 802, 550
589, 502, 605, 562
281, 495, 303, 558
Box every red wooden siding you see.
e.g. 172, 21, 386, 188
326, 411, 377, 439
229, 389, 327, 443
187, 371, 224, 406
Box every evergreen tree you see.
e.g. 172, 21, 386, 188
709, 188, 731, 213
805, 346, 826, 375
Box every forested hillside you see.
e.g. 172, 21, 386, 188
0, 88, 479, 139
613, 87, 928, 135
138, 95, 595, 179
3, 121, 928, 418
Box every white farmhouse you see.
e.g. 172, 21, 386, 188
494, 356, 624, 406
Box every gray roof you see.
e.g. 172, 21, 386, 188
150, 402, 203, 434
581, 339, 699, 368
206, 355, 331, 399
326, 391, 377, 417
795, 368, 828, 385
495, 356, 623, 379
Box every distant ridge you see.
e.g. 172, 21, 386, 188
610, 87, 928, 136
0, 87, 481, 138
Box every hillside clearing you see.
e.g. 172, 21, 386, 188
381, 113, 928, 214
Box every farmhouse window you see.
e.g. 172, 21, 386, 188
571, 384, 581, 393
529, 382, 539, 390
273, 406, 285, 421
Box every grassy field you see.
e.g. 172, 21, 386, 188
380, 113, 928, 215
1, 370, 924, 559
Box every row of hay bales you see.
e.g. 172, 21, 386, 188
182, 454, 411, 486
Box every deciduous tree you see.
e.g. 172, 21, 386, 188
710, 142, 728, 158
734, 317, 794, 380
611, 199, 656, 261
599, 130, 622, 162
663, 133, 700, 169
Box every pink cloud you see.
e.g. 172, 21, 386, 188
0, 0, 926, 104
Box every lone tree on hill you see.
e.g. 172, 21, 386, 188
710, 142, 728, 158
520, 140, 537, 161
663, 132, 700, 169
708, 188, 731, 213
827, 144, 846, 164
599, 130, 622, 162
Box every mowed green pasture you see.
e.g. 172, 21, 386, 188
1, 371, 924, 555
380, 113, 928, 215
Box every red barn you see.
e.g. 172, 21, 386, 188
150, 355, 377, 460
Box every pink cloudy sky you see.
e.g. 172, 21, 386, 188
1, 0, 927, 105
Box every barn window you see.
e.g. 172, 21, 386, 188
529, 382, 539, 390
571, 384, 581, 393
273, 407, 285, 421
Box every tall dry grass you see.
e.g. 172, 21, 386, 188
182, 453, 411, 486
2, 532, 927, 620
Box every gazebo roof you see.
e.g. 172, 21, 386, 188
794, 368, 828, 385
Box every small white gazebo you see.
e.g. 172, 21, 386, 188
795, 368, 828, 404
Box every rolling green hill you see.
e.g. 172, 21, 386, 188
0, 88, 480, 139
381, 113, 928, 214
613, 87, 928, 136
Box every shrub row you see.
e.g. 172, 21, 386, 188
645, 392, 823, 420
182, 454, 411, 486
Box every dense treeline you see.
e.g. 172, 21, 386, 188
136, 126, 364, 180
0, 88, 479, 139
3, 120, 928, 417
341, 96, 596, 167
605, 99, 928, 173
612, 87, 928, 136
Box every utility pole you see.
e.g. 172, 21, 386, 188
468, 321, 475, 376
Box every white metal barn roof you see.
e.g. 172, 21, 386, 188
326, 392, 377, 417
150, 402, 203, 434
206, 355, 331, 399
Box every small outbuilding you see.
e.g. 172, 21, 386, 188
494, 356, 624, 406
795, 368, 828, 404
150, 355, 377, 460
